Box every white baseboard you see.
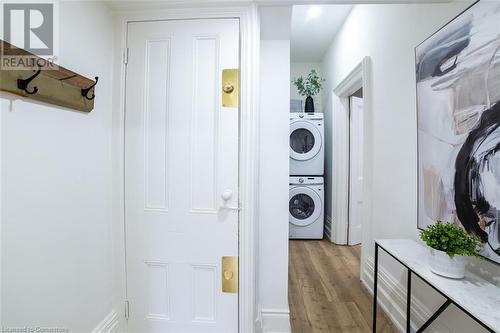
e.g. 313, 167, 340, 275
362, 257, 452, 333
260, 308, 291, 333
92, 310, 119, 333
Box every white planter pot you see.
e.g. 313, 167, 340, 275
429, 248, 466, 279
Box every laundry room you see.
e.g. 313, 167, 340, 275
289, 6, 366, 250
286, 4, 373, 331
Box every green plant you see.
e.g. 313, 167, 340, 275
420, 221, 483, 258
292, 69, 325, 97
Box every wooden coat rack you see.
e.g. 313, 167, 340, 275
0, 40, 98, 112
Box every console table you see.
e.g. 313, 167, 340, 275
372, 239, 500, 333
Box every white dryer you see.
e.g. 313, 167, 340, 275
289, 176, 324, 239
290, 113, 324, 176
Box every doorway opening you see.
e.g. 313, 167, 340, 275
348, 88, 364, 246
287, 5, 396, 332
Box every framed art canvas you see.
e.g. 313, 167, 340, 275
416, 0, 500, 264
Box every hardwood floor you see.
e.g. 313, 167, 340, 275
288, 239, 398, 333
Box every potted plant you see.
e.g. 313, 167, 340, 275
420, 221, 482, 279
292, 69, 325, 113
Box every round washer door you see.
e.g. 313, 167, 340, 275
289, 121, 322, 161
289, 186, 322, 227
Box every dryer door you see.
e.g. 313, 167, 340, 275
289, 186, 322, 227
289, 120, 322, 161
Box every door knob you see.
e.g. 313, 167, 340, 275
221, 189, 233, 201
220, 189, 239, 211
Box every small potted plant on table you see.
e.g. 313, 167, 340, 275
420, 221, 482, 279
292, 69, 325, 113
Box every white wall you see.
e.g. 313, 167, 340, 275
322, 3, 500, 332
0, 2, 115, 331
258, 6, 292, 333
290, 62, 323, 113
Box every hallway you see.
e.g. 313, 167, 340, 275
288, 240, 398, 333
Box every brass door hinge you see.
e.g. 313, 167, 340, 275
221, 256, 238, 293
222, 69, 239, 108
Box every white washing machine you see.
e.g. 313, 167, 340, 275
290, 113, 324, 176
289, 176, 324, 239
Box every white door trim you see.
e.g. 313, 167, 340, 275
111, 5, 260, 333
330, 57, 372, 278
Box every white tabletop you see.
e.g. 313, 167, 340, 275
375, 239, 500, 332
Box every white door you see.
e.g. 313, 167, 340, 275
124, 19, 239, 332
348, 96, 364, 245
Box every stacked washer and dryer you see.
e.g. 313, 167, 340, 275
289, 113, 325, 239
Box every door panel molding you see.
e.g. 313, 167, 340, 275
189, 35, 220, 214
112, 5, 260, 333
191, 264, 217, 323
144, 261, 171, 321
143, 38, 172, 213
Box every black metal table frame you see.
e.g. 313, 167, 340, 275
372, 242, 495, 333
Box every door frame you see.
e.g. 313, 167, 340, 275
330, 57, 372, 278
111, 5, 260, 332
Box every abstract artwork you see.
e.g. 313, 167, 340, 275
416, 0, 500, 264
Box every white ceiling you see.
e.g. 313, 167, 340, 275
291, 5, 352, 62
105, 0, 451, 9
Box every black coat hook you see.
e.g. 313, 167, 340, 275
81, 76, 98, 100
17, 67, 41, 95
